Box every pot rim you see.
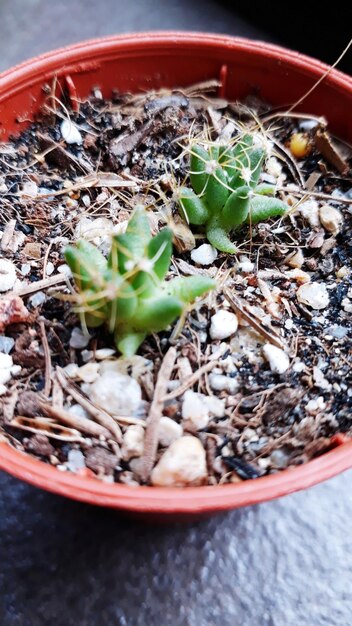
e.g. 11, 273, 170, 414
0, 32, 351, 513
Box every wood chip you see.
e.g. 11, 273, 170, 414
314, 127, 350, 174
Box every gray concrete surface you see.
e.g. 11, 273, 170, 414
0, 2, 351, 625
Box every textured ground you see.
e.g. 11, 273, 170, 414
0, 2, 351, 625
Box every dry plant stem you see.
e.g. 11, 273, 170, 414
278, 186, 352, 205
39, 319, 52, 397
10, 416, 85, 443
224, 290, 286, 350
139, 346, 177, 483
163, 359, 221, 401
42, 240, 54, 280
40, 402, 111, 439
11, 274, 67, 297
56, 367, 122, 443
51, 374, 64, 409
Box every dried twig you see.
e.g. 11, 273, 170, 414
224, 290, 286, 350
39, 319, 52, 397
12, 274, 67, 297
163, 359, 220, 401
40, 402, 111, 439
9, 416, 85, 442
277, 186, 352, 205
56, 367, 122, 443
139, 347, 177, 482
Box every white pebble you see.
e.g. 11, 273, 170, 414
122, 425, 145, 461
299, 119, 319, 131
151, 436, 207, 487
203, 394, 226, 417
63, 363, 79, 378
0, 336, 15, 354
20, 263, 31, 277
60, 119, 83, 145
298, 200, 320, 228
0, 352, 13, 385
95, 348, 116, 360
305, 396, 326, 415
77, 362, 99, 383
342, 297, 352, 313
70, 327, 90, 349
319, 204, 343, 235
21, 180, 38, 197
75, 216, 113, 247
297, 282, 329, 310
158, 416, 183, 447
285, 249, 304, 269
182, 390, 210, 430
0, 368, 12, 385
58, 264, 72, 277
0, 259, 16, 292
292, 360, 306, 373
262, 344, 290, 374
210, 310, 238, 341
90, 371, 142, 416
208, 373, 239, 394
82, 194, 91, 208
29, 291, 46, 307
237, 256, 255, 273
46, 262, 55, 276
81, 350, 93, 363
313, 366, 331, 391
191, 243, 218, 266
67, 449, 86, 472
0, 352, 13, 369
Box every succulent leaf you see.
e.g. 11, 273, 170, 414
222, 185, 251, 229
167, 275, 216, 303
190, 145, 210, 195
255, 183, 276, 196
206, 216, 237, 254
147, 228, 173, 280
179, 188, 209, 225
132, 296, 183, 332
205, 167, 229, 213
116, 332, 147, 358
248, 195, 287, 224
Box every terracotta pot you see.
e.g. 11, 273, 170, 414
0, 33, 351, 519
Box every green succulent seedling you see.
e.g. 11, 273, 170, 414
177, 133, 287, 253
65, 207, 215, 357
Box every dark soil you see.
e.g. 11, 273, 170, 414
0, 81, 351, 486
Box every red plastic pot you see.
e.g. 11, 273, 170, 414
0, 33, 351, 519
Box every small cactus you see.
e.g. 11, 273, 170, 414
65, 207, 215, 357
177, 134, 287, 253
